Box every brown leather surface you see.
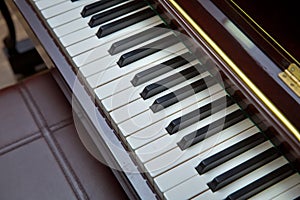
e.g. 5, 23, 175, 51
0, 71, 128, 200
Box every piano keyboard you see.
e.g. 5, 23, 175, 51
30, 0, 300, 199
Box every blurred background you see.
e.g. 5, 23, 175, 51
0, 3, 46, 90
0, 8, 20, 90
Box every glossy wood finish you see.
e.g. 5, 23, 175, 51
212, 0, 300, 69
154, 0, 299, 170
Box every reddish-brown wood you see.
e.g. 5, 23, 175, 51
155, 0, 300, 170
212, 0, 300, 69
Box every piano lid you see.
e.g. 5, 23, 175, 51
211, 0, 300, 69
212, 0, 300, 99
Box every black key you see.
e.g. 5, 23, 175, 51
109, 23, 168, 55
89, 1, 147, 28
117, 34, 179, 67
166, 96, 234, 134
81, 0, 128, 17
141, 63, 206, 99
96, 8, 156, 38
131, 52, 195, 86
207, 147, 281, 192
225, 164, 296, 200
196, 132, 267, 174
177, 109, 247, 150
71, 0, 80, 2
150, 75, 216, 113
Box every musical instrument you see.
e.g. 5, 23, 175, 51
9, 0, 300, 199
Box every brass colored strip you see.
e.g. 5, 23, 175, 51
168, 0, 300, 141
288, 63, 300, 82
279, 64, 300, 97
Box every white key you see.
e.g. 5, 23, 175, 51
54, 18, 88, 37
126, 91, 226, 150
272, 183, 300, 200
117, 84, 222, 136
135, 104, 239, 163
35, 0, 66, 10
192, 157, 288, 200
153, 126, 259, 193
59, 21, 95, 47
47, 5, 90, 28
66, 16, 160, 57
250, 173, 300, 200
42, 0, 91, 19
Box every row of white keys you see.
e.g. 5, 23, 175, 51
126, 90, 226, 150
57, 13, 97, 46
135, 104, 239, 163
94, 49, 191, 101
48, 6, 85, 28
72, 18, 162, 68
42, 0, 146, 51
86, 43, 185, 89
36, 0, 169, 83
41, 0, 92, 20
192, 157, 289, 200
116, 83, 223, 137
102, 65, 201, 114
99, 52, 195, 100
153, 126, 259, 193
165, 139, 278, 200
33, 0, 96, 29
53, 0, 105, 37
78, 28, 172, 77
53, 0, 136, 38
144, 118, 254, 178
66, 15, 161, 57
101, 60, 204, 113
59, 1, 145, 47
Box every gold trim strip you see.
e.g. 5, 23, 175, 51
168, 0, 300, 141
279, 64, 300, 97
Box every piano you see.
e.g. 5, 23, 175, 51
8, 0, 300, 199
